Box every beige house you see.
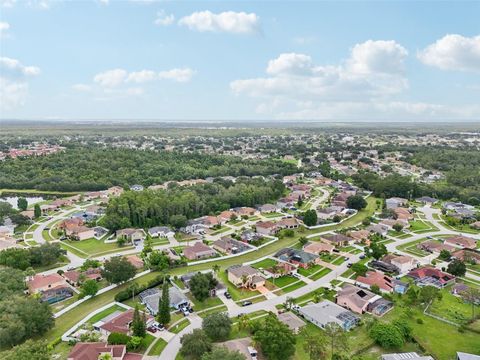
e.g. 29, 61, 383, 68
183, 242, 217, 260
303, 241, 334, 255
227, 265, 265, 289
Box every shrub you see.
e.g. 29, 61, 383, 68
108, 332, 131, 345
416, 318, 423, 324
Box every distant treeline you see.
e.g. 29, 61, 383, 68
100, 177, 285, 230
0, 146, 297, 192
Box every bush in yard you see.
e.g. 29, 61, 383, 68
108, 332, 131, 345
447, 259, 467, 277
201, 346, 246, 360
101, 256, 136, 284
369, 322, 405, 348
346, 195, 367, 210
302, 209, 318, 226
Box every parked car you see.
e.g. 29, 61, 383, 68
147, 326, 157, 333
224, 292, 232, 299
347, 263, 352, 268
154, 323, 165, 331
242, 301, 252, 307
359, 254, 366, 259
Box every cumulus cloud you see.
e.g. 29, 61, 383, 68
179, 11, 260, 34
418, 34, 480, 72
158, 68, 195, 82
230, 40, 418, 119
94, 69, 128, 87
126, 70, 158, 83
232, 40, 408, 103
154, 10, 175, 26
0, 57, 40, 110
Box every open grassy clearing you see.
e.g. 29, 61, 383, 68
250, 258, 278, 269
148, 338, 167, 356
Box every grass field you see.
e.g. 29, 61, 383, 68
87, 304, 126, 324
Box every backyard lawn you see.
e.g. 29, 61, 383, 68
62, 238, 133, 257
250, 258, 278, 269
87, 304, 126, 324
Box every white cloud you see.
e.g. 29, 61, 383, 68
418, 34, 480, 72
347, 40, 408, 74
0, 22, 10, 37
231, 40, 416, 119
94, 68, 128, 87
126, 70, 158, 83
232, 40, 408, 102
154, 10, 175, 26
158, 68, 195, 82
179, 11, 260, 34
0, 57, 39, 110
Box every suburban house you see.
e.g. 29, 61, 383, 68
445, 235, 477, 249
257, 204, 277, 213
366, 224, 389, 236
240, 229, 263, 243
393, 207, 414, 221
347, 229, 371, 244
317, 206, 342, 220
139, 287, 189, 313
277, 312, 306, 334
227, 265, 265, 289
148, 226, 175, 238
183, 242, 217, 260
452, 248, 480, 264
98, 309, 154, 337
355, 270, 408, 294
185, 218, 209, 235
212, 237, 250, 255
416, 196, 438, 205
63, 268, 102, 286
320, 233, 355, 246
234, 207, 257, 217
298, 300, 359, 331
0, 225, 14, 241
276, 218, 300, 230
379, 218, 409, 229
381, 254, 418, 273
218, 210, 237, 223
125, 255, 144, 269
274, 247, 320, 268
67, 342, 142, 360
69, 225, 95, 241
418, 240, 456, 255
407, 267, 455, 288
27, 273, 73, 304
116, 228, 146, 243
255, 221, 277, 236
385, 197, 408, 209
268, 261, 296, 277
336, 284, 393, 316
303, 241, 335, 255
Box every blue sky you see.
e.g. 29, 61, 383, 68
1, 0, 479, 121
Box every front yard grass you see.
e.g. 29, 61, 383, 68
217, 271, 260, 300
87, 304, 126, 324
148, 338, 167, 356
188, 294, 223, 311
169, 318, 190, 334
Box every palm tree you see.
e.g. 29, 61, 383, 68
212, 264, 220, 277
241, 274, 249, 293
271, 265, 279, 286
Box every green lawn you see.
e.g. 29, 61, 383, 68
210, 226, 231, 235
310, 267, 332, 280
261, 212, 283, 218
269, 275, 298, 288
409, 220, 431, 232
62, 238, 135, 257
138, 334, 156, 354
148, 338, 167, 356
198, 305, 228, 318
297, 264, 322, 277
276, 280, 306, 294
428, 289, 474, 324
250, 258, 278, 269
169, 318, 190, 334
87, 304, 126, 324
188, 294, 223, 311
397, 238, 431, 257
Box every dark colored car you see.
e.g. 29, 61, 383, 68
225, 292, 232, 299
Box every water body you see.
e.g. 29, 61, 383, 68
1, 196, 44, 210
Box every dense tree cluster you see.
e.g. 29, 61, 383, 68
0, 243, 65, 270
0, 146, 297, 191
101, 178, 285, 230
0, 268, 54, 348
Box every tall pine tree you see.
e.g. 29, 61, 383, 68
157, 278, 171, 326
131, 304, 146, 337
